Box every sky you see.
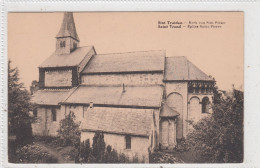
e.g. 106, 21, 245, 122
8, 12, 243, 91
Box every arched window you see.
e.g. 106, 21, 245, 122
202, 97, 210, 113
60, 41, 63, 48
62, 41, 66, 47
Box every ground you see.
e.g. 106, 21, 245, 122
16, 136, 188, 163
150, 150, 187, 163
34, 142, 75, 163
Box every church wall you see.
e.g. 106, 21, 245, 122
56, 38, 71, 55
55, 37, 79, 55
153, 109, 160, 149
64, 105, 85, 123
165, 82, 188, 138
32, 107, 62, 136
187, 93, 213, 126
45, 69, 72, 87
81, 131, 150, 163
159, 118, 177, 149
81, 73, 163, 86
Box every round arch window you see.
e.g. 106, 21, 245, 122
202, 97, 210, 113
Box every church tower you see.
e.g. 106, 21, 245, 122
55, 12, 80, 55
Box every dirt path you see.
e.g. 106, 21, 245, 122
35, 142, 72, 163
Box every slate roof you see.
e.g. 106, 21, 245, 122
63, 85, 164, 108
81, 50, 165, 74
39, 46, 93, 68
31, 89, 72, 105
56, 12, 79, 41
81, 108, 153, 136
160, 103, 179, 117
164, 56, 213, 81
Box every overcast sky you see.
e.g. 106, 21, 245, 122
8, 12, 243, 91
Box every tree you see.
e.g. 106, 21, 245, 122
92, 131, 106, 162
79, 139, 92, 163
8, 60, 33, 161
186, 88, 243, 163
79, 134, 130, 163
58, 111, 81, 147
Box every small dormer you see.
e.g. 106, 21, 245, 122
55, 12, 80, 55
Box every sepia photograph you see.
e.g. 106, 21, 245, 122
7, 12, 243, 164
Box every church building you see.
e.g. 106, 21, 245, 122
32, 12, 215, 162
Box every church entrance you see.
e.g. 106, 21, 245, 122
159, 118, 176, 150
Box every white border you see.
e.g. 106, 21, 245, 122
1, 0, 260, 168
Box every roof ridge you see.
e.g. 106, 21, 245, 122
96, 49, 166, 56
166, 56, 187, 58
78, 84, 164, 88
78, 45, 94, 48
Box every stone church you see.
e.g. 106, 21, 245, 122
32, 12, 215, 162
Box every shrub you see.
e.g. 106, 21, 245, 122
79, 132, 132, 163
132, 154, 139, 163
79, 139, 92, 163
104, 147, 120, 163
57, 112, 80, 147
175, 138, 189, 152
92, 131, 106, 162
16, 144, 58, 163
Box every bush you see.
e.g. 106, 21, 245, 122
79, 139, 92, 163
175, 138, 189, 152
92, 132, 106, 162
104, 146, 120, 163
57, 112, 80, 147
78, 132, 132, 163
16, 144, 58, 163
33, 135, 64, 147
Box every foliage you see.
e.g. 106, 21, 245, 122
16, 144, 58, 163
78, 132, 133, 163
8, 60, 33, 162
149, 151, 184, 163
103, 145, 121, 163
92, 131, 106, 162
186, 89, 243, 163
8, 60, 33, 145
79, 139, 92, 163
33, 135, 64, 147
212, 85, 222, 104
57, 111, 81, 147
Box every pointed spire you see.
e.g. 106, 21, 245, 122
56, 12, 80, 41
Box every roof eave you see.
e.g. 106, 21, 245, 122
81, 129, 150, 138
163, 79, 215, 83
81, 70, 164, 75
60, 102, 160, 109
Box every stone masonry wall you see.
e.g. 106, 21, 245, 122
187, 93, 213, 127
32, 107, 63, 136
45, 70, 72, 87
81, 132, 150, 163
165, 82, 188, 138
